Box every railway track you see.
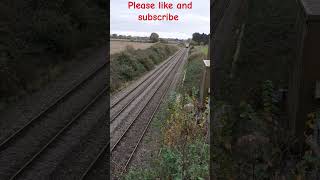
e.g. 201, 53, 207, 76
0, 60, 108, 179
110, 48, 188, 178
110, 49, 185, 135
110, 50, 182, 122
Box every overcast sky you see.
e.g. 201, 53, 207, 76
111, 0, 210, 39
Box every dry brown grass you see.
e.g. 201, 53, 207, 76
110, 40, 155, 54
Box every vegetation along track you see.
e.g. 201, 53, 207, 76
0, 60, 108, 179
110, 48, 188, 177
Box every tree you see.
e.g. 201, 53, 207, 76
192, 32, 209, 45
150, 33, 159, 43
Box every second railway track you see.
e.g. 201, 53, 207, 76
0, 60, 108, 179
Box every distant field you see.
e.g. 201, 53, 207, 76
110, 40, 155, 54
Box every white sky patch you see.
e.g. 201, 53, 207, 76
111, 0, 210, 39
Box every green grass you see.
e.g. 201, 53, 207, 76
200, 46, 208, 57
181, 46, 207, 96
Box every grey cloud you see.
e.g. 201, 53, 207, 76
111, 0, 210, 39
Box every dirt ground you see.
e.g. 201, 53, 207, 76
110, 40, 154, 54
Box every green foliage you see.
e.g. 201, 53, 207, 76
0, 0, 106, 105
124, 168, 156, 180
296, 151, 320, 176
211, 103, 236, 179
262, 80, 275, 114
192, 33, 209, 45
124, 93, 209, 180
110, 44, 178, 92
158, 147, 183, 179
125, 141, 209, 180
150, 32, 159, 43
186, 140, 209, 179
212, 79, 307, 179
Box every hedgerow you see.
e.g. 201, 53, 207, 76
110, 44, 178, 92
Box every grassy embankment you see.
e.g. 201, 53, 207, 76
0, 0, 106, 109
212, 0, 320, 178
110, 43, 178, 93
125, 46, 209, 179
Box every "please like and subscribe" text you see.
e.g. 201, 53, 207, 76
128, 1, 192, 21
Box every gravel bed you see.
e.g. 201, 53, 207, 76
0, 47, 107, 143
0, 66, 107, 179
15, 93, 108, 179
111, 49, 188, 179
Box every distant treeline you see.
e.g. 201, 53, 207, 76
192, 32, 209, 45
0, 0, 106, 103
111, 33, 185, 44
111, 34, 149, 41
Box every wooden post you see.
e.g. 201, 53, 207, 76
288, 0, 320, 148
200, 60, 210, 105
